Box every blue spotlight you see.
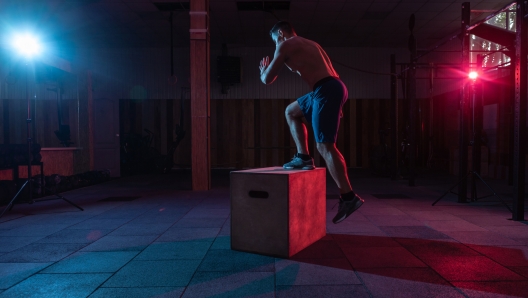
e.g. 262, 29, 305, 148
12, 33, 42, 58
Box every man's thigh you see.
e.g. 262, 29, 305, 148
295, 93, 312, 120
312, 96, 344, 143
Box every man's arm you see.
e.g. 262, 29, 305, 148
259, 45, 288, 85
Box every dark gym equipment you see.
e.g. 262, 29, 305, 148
0, 64, 82, 219
432, 55, 511, 211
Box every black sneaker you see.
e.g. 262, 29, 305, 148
283, 154, 315, 170
332, 194, 364, 224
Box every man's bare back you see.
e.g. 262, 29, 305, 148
260, 32, 339, 90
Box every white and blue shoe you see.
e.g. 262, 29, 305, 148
283, 153, 315, 170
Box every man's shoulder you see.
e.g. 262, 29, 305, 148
286, 36, 308, 44
281, 36, 311, 51
290, 36, 321, 49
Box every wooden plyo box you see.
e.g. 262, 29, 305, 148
230, 167, 326, 258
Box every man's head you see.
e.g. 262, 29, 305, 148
269, 21, 296, 46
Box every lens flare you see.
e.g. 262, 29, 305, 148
468, 71, 478, 80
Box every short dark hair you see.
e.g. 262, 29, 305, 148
269, 21, 296, 37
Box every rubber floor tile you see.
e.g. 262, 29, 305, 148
378, 226, 451, 240
182, 271, 275, 298
0, 263, 50, 289
275, 259, 360, 285
453, 281, 528, 297
422, 220, 488, 232
0, 243, 87, 263
357, 268, 465, 298
102, 260, 201, 287
0, 273, 111, 298
156, 227, 220, 242
441, 231, 522, 246
332, 234, 402, 247
508, 266, 528, 279
197, 249, 274, 272
89, 287, 184, 298
107, 223, 173, 236
364, 215, 425, 226
327, 221, 385, 234
423, 255, 526, 282
275, 285, 370, 298
210, 236, 231, 250
0, 236, 44, 253
405, 211, 461, 221
290, 239, 344, 259
343, 246, 427, 268
80, 235, 158, 252
466, 244, 528, 267
134, 241, 211, 260
286, 258, 353, 271
36, 229, 112, 244
403, 241, 481, 259
41, 251, 138, 273
173, 217, 227, 228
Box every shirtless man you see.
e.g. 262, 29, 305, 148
259, 21, 363, 224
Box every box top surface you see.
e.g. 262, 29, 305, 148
231, 167, 325, 175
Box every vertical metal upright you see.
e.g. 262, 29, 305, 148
390, 54, 399, 180
509, 62, 515, 186
458, 2, 471, 203
2, 98, 9, 144
470, 55, 484, 200
25, 63, 33, 203
428, 63, 434, 169
408, 14, 417, 187
513, 1, 526, 221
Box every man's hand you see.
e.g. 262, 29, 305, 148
259, 56, 270, 75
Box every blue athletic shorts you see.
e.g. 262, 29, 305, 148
297, 77, 348, 143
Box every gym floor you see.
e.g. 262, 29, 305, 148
0, 168, 527, 297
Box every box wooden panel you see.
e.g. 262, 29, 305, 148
230, 167, 326, 258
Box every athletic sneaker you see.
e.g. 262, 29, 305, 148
332, 194, 364, 224
283, 153, 315, 170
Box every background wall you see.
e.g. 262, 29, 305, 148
1, 40, 515, 177
0, 60, 80, 147
93, 46, 408, 171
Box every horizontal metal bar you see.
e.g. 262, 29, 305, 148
413, 77, 464, 79
467, 2, 516, 31
471, 9, 502, 13
247, 147, 296, 149
395, 63, 461, 66
417, 50, 460, 53
414, 1, 515, 61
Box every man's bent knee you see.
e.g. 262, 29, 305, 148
316, 142, 335, 155
285, 101, 303, 119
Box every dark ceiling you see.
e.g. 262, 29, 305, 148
0, 0, 516, 53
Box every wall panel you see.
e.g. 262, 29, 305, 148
2, 45, 425, 172
210, 47, 409, 100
